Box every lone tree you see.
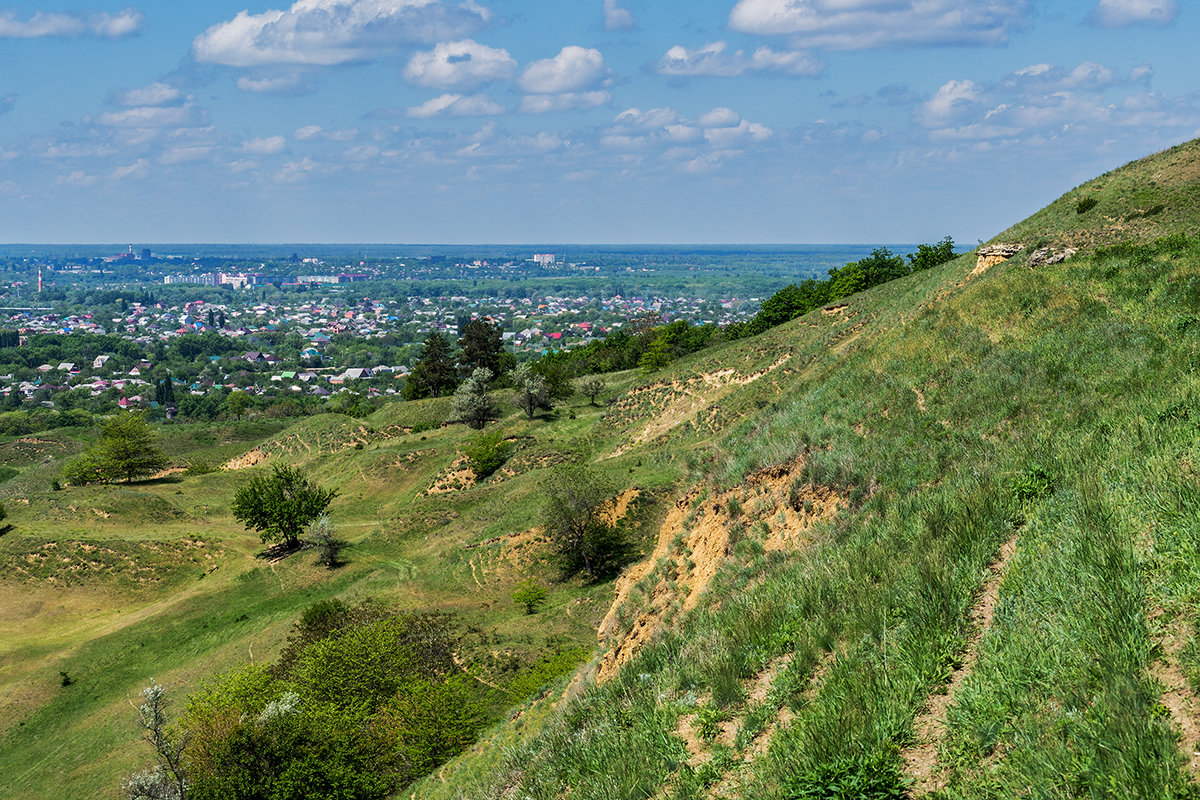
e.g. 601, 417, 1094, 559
450, 367, 497, 429
576, 375, 606, 406
63, 412, 168, 485
404, 332, 458, 400
231, 463, 337, 548
541, 465, 624, 580
512, 362, 552, 419
511, 578, 549, 614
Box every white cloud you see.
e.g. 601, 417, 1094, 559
608, 105, 772, 155
403, 40, 516, 89
603, 0, 635, 30
1062, 62, 1117, 89
657, 41, 821, 77
703, 119, 772, 147
728, 0, 1028, 49
519, 91, 610, 114
407, 93, 505, 117
698, 107, 741, 128
59, 158, 151, 187
1091, 0, 1178, 27
917, 60, 1200, 143
919, 80, 981, 127
236, 74, 314, 94
111, 82, 182, 107
0, 94, 13, 115
615, 107, 683, 129
243, 136, 288, 154
94, 104, 207, 129
519, 46, 608, 94
160, 146, 213, 164
274, 156, 337, 183
0, 8, 142, 39
193, 0, 491, 68
293, 124, 359, 141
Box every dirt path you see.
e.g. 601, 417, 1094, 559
452, 651, 507, 692
902, 534, 1018, 794
1151, 618, 1200, 775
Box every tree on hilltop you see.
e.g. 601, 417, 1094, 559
512, 362, 552, 419
450, 368, 496, 429
62, 412, 168, 485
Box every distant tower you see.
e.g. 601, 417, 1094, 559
37, 267, 42, 294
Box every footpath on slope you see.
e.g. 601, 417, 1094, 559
901, 534, 1019, 794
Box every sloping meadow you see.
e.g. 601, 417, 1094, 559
420, 228, 1200, 797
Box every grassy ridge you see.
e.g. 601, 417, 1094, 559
417, 144, 1200, 799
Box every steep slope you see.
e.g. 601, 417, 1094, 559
418, 140, 1200, 799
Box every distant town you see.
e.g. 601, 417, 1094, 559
0, 243, 885, 419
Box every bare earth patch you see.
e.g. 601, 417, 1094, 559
597, 460, 842, 682
222, 447, 267, 470
1150, 617, 1200, 775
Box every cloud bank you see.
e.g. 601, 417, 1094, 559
0, 8, 142, 39
193, 0, 492, 67
728, 0, 1028, 49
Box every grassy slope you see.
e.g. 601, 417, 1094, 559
415, 140, 1200, 799
0, 370, 682, 799
6, 139, 1200, 800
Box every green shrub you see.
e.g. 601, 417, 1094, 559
1076, 196, 1098, 214
510, 578, 549, 614
463, 430, 512, 479
1010, 466, 1055, 504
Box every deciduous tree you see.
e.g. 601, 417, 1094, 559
512, 362, 552, 419
62, 412, 168, 485
541, 465, 624, 580
450, 368, 496, 429
576, 375, 606, 406
231, 463, 338, 548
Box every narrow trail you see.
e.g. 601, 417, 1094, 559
451, 652, 506, 692
901, 534, 1019, 795
1151, 617, 1200, 775
697, 649, 837, 800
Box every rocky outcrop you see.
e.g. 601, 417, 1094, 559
1028, 246, 1077, 267
971, 243, 1025, 277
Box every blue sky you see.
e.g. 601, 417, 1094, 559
0, 0, 1196, 243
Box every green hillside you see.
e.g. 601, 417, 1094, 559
5, 139, 1200, 799
416, 140, 1200, 799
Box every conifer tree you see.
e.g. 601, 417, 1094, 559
457, 318, 508, 378
404, 332, 458, 399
